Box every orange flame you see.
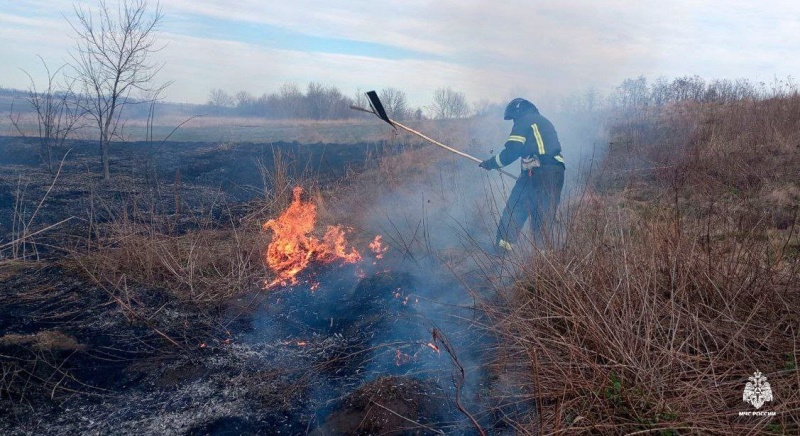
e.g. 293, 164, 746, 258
369, 235, 388, 259
263, 187, 361, 287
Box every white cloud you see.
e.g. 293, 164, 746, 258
153, 32, 516, 106
162, 0, 455, 56
1, 0, 799, 106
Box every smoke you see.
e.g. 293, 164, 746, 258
344, 106, 608, 368
357, 106, 607, 253
240, 134, 511, 429
241, 104, 608, 430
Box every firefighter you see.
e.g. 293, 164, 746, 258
478, 98, 565, 251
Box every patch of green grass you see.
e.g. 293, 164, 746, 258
785, 353, 797, 371
603, 372, 624, 403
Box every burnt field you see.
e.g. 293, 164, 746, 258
0, 135, 503, 434
2, 95, 799, 435
0, 135, 390, 237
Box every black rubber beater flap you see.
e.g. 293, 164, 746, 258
366, 90, 393, 126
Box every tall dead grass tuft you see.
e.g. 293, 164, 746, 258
489, 96, 800, 433
79, 221, 269, 308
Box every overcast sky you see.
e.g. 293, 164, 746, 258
1, 0, 798, 108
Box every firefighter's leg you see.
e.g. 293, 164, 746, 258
529, 167, 565, 247
496, 177, 530, 247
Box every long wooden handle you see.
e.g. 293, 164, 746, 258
391, 120, 518, 180
351, 105, 518, 180
392, 120, 480, 163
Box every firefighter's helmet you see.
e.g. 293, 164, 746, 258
503, 98, 538, 120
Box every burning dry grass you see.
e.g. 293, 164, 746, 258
66, 147, 379, 352
74, 118, 469, 307
262, 186, 362, 288
488, 97, 800, 434
71, 143, 311, 312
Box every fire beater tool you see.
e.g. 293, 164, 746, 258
352, 91, 517, 180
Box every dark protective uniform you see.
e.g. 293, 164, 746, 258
480, 107, 565, 248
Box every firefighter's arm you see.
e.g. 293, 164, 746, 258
479, 127, 526, 170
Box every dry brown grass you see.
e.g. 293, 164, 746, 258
0, 331, 84, 352
73, 193, 296, 316
488, 96, 800, 434
79, 224, 269, 307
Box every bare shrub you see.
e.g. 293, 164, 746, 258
10, 57, 84, 172
610, 75, 798, 111
487, 193, 799, 433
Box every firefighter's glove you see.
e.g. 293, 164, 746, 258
479, 156, 498, 170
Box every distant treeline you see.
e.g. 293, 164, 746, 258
205, 76, 800, 120
204, 84, 473, 121
560, 75, 799, 113
4, 75, 797, 123
0, 87, 30, 114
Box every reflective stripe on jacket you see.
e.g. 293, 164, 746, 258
495, 112, 565, 169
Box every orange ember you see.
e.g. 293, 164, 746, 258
263, 187, 361, 287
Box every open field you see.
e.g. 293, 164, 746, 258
0, 97, 502, 145
2, 113, 389, 144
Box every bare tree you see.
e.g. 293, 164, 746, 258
669, 75, 706, 102
352, 88, 371, 118
207, 88, 234, 107
305, 82, 352, 119
11, 56, 84, 172
613, 76, 649, 110
472, 99, 499, 117
68, 0, 169, 180
431, 87, 470, 119
321, 85, 353, 119
278, 83, 304, 118
379, 87, 410, 120
235, 90, 254, 108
